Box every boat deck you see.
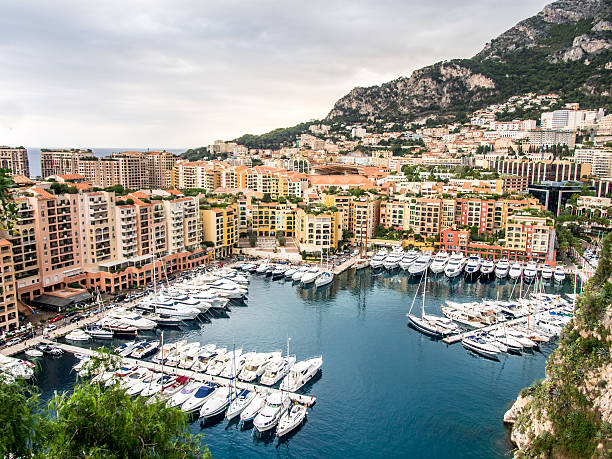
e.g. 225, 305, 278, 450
442, 304, 570, 344
52, 342, 318, 407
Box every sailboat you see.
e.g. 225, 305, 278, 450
315, 248, 334, 288
406, 270, 460, 338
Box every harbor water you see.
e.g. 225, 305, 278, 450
33, 269, 573, 458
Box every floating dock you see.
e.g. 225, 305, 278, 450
53, 342, 317, 407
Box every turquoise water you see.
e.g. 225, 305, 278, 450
34, 270, 572, 458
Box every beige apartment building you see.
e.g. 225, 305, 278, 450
0, 239, 18, 332
40, 149, 92, 178
78, 155, 146, 189
0, 146, 30, 177
78, 191, 117, 268
505, 215, 555, 257
200, 204, 238, 258
162, 197, 201, 254
295, 208, 341, 253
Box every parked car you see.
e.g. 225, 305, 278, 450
115, 294, 126, 302
49, 315, 64, 323
64, 311, 77, 318
70, 316, 80, 323
6, 337, 21, 346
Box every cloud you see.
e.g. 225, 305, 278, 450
0, 0, 550, 148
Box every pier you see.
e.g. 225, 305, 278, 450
52, 342, 318, 407
442, 304, 569, 344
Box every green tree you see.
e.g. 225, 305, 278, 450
0, 169, 18, 233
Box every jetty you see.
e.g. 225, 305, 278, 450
442, 303, 569, 344
53, 342, 318, 407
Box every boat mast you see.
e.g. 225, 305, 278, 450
286, 336, 291, 357
421, 269, 427, 319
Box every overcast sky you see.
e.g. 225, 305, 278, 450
0, 0, 550, 149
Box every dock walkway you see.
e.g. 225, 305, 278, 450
54, 342, 317, 407
442, 304, 568, 344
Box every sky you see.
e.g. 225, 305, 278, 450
0, 0, 551, 149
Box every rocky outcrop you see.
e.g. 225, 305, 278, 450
326, 0, 612, 122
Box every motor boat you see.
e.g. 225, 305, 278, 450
65, 329, 91, 342
199, 386, 233, 419
444, 253, 466, 278
260, 355, 296, 386
166, 342, 200, 368
239, 352, 280, 382
463, 255, 481, 279
147, 300, 200, 320
240, 392, 266, 425
399, 250, 419, 270
130, 341, 160, 359
429, 251, 449, 274
523, 262, 537, 279
119, 367, 152, 390
279, 356, 323, 392
256, 264, 270, 274
495, 259, 510, 279
169, 381, 201, 406
509, 262, 523, 280
226, 389, 256, 421
354, 257, 369, 270
284, 267, 297, 279
554, 266, 566, 283
461, 335, 501, 358
85, 325, 114, 339
369, 249, 388, 270
219, 351, 252, 379
38, 344, 64, 356
300, 268, 320, 285
271, 266, 288, 280
292, 266, 309, 282
115, 341, 139, 357
314, 271, 334, 288
192, 347, 226, 373
206, 349, 242, 376
152, 339, 187, 364
181, 383, 217, 412
139, 374, 176, 397
408, 252, 432, 277
541, 265, 553, 281
382, 247, 403, 270
25, 348, 43, 358
108, 309, 156, 330
147, 314, 182, 327
277, 403, 307, 437
480, 260, 495, 279
178, 345, 204, 369
0, 356, 34, 380
253, 392, 291, 433
147, 376, 191, 405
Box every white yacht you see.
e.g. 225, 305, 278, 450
369, 249, 388, 270
271, 265, 288, 280
463, 255, 481, 279
292, 266, 309, 282
279, 356, 323, 392
239, 352, 280, 382
461, 335, 501, 358
169, 381, 201, 407
149, 299, 200, 320
256, 264, 270, 274
84, 325, 114, 339
300, 267, 320, 285
284, 267, 297, 279
444, 253, 466, 278
553, 266, 566, 283
277, 404, 307, 438
354, 257, 369, 270
181, 383, 217, 412
541, 265, 553, 281
429, 251, 449, 274
178, 344, 204, 369
65, 329, 91, 342
253, 392, 290, 433
192, 346, 226, 373
226, 389, 256, 421
509, 262, 523, 280
240, 393, 266, 425
260, 355, 296, 386
495, 259, 510, 279
408, 252, 432, 277
399, 250, 419, 270
108, 309, 156, 330
523, 262, 538, 279
130, 341, 160, 359
219, 351, 251, 379
314, 271, 334, 288
206, 349, 242, 376
200, 386, 232, 419
480, 260, 495, 279
382, 247, 403, 270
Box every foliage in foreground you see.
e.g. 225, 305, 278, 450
0, 354, 211, 459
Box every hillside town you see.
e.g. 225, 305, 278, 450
0, 94, 609, 334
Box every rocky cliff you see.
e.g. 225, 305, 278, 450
327, 0, 612, 122
504, 233, 612, 458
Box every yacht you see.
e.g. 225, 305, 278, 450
480, 260, 495, 279
140, 374, 178, 397
354, 257, 369, 270
169, 381, 201, 407
192, 347, 226, 373
369, 249, 388, 270
108, 309, 156, 330
300, 267, 320, 285
523, 262, 537, 279
553, 266, 566, 283
260, 355, 296, 386
495, 259, 510, 279
253, 392, 290, 433
200, 386, 233, 419
119, 367, 151, 390
84, 325, 114, 339
461, 335, 501, 358
292, 266, 309, 282
463, 255, 481, 279
219, 351, 252, 379
206, 280, 247, 299
101, 319, 138, 337
239, 352, 280, 382
178, 344, 206, 370
408, 252, 432, 277
115, 341, 140, 357
65, 329, 91, 342
399, 250, 419, 270
226, 389, 256, 421
314, 271, 334, 288
181, 383, 217, 412
206, 349, 242, 376
508, 262, 523, 280
240, 393, 266, 425
271, 265, 288, 280
429, 251, 449, 274
279, 356, 323, 392
152, 340, 187, 364
444, 253, 466, 278
256, 264, 270, 274
130, 341, 160, 359
149, 300, 200, 320
277, 404, 307, 438
541, 265, 553, 281
382, 247, 403, 270
284, 267, 297, 279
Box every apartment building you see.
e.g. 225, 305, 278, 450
78, 191, 117, 267
251, 201, 297, 237
10, 198, 40, 299
162, 197, 201, 254
78, 155, 146, 189
574, 148, 612, 178
323, 194, 380, 242
505, 215, 555, 261
502, 174, 529, 192
200, 204, 238, 258
40, 149, 92, 178
145, 151, 178, 189
0, 146, 30, 177
491, 159, 590, 185
0, 239, 18, 332
295, 208, 341, 253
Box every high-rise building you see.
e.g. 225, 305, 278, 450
0, 239, 18, 332
0, 146, 30, 177
200, 204, 238, 258
40, 149, 92, 178
295, 208, 341, 253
